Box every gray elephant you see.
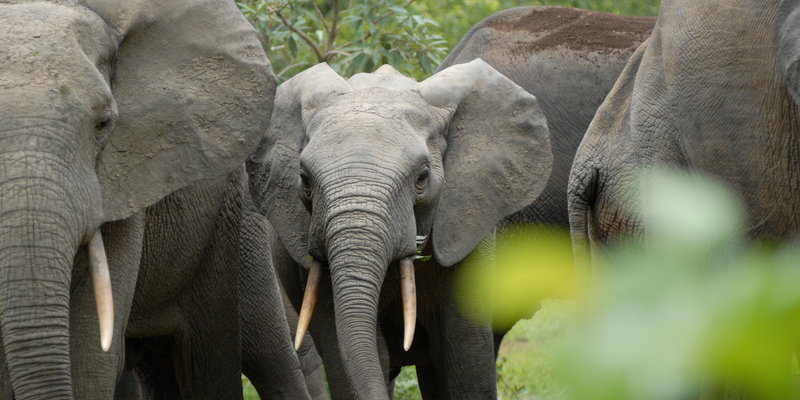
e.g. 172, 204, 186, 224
0, 0, 296, 398
437, 6, 654, 350
248, 60, 552, 399
117, 187, 312, 400
568, 0, 800, 247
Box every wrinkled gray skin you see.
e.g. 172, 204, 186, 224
239, 202, 316, 400
282, 289, 330, 400
114, 187, 312, 400
248, 60, 553, 399
438, 6, 654, 352
569, 0, 800, 250
0, 0, 291, 398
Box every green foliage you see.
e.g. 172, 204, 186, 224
497, 301, 574, 399
456, 225, 575, 331
558, 169, 800, 400
237, 0, 448, 81
394, 366, 423, 400
242, 376, 259, 399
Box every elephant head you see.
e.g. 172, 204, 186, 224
248, 60, 551, 399
0, 1, 275, 397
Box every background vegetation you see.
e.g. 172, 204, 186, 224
237, 0, 660, 81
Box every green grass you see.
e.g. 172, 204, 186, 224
496, 300, 573, 400
243, 376, 258, 400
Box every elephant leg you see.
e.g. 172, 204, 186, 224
113, 367, 142, 400
420, 266, 496, 400
285, 298, 330, 400
172, 233, 244, 400
424, 313, 495, 399
71, 213, 146, 398
273, 238, 342, 399
307, 271, 359, 400
416, 364, 445, 399
492, 331, 505, 359
240, 210, 311, 400
176, 178, 247, 399
127, 338, 182, 400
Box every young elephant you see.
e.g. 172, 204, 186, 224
437, 5, 654, 351
248, 61, 552, 399
0, 0, 278, 398
568, 0, 800, 248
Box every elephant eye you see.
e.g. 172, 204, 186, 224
94, 108, 117, 139
94, 112, 116, 149
299, 171, 313, 212
299, 171, 312, 197
95, 117, 113, 132
415, 169, 429, 191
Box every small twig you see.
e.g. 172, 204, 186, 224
278, 62, 311, 77
335, 30, 373, 51
403, 0, 415, 8
326, 0, 339, 53
311, 0, 329, 32
326, 50, 350, 57
270, 6, 325, 61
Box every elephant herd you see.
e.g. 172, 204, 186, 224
0, 0, 797, 399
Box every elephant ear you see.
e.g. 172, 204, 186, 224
248, 63, 351, 266
86, 0, 277, 221
412, 59, 552, 266
779, 0, 800, 105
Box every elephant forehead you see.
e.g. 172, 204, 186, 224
304, 110, 429, 152
312, 87, 434, 129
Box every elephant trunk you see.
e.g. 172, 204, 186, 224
0, 126, 103, 399
327, 215, 392, 400
0, 190, 77, 399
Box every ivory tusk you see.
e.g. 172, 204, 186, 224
400, 257, 416, 351
88, 229, 114, 352
295, 260, 322, 350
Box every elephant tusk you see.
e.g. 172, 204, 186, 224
295, 260, 322, 350
400, 257, 416, 351
88, 229, 114, 352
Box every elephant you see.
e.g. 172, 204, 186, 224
116, 182, 312, 400
568, 0, 800, 249
0, 0, 301, 398
247, 60, 553, 399
239, 199, 318, 400
437, 6, 654, 350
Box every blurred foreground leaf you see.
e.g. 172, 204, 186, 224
456, 225, 575, 331
559, 168, 800, 400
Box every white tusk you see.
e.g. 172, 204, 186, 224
400, 257, 416, 351
295, 260, 322, 350
88, 229, 114, 352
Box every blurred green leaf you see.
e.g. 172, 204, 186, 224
457, 225, 575, 331
558, 168, 800, 400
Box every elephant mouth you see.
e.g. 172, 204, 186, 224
292, 256, 419, 352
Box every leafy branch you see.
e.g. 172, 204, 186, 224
238, 0, 448, 81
